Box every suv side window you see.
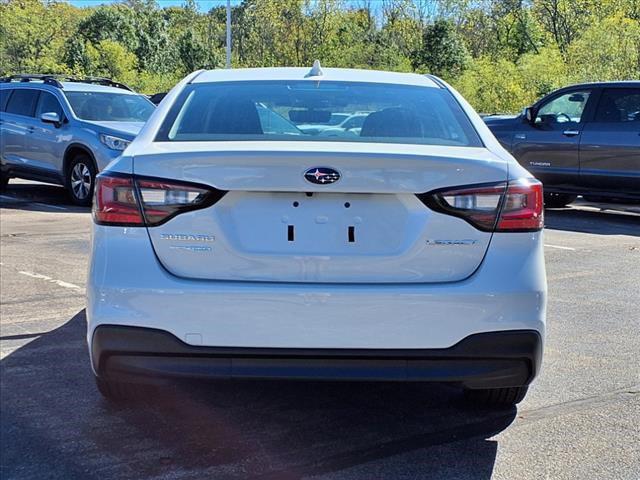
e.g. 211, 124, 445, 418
0, 89, 12, 112
5, 89, 39, 117
36, 91, 64, 119
535, 90, 591, 129
594, 88, 640, 123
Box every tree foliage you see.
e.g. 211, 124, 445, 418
0, 0, 638, 112
412, 19, 470, 79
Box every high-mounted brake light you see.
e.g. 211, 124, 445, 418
418, 178, 543, 232
93, 173, 226, 227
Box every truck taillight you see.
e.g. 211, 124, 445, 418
93, 173, 226, 227
418, 179, 543, 232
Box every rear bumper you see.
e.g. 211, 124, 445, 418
87, 227, 546, 351
92, 326, 542, 389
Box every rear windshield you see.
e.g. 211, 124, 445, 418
65, 92, 155, 122
156, 81, 482, 147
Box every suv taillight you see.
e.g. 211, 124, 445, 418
418, 179, 543, 232
93, 173, 226, 227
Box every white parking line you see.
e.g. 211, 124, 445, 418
17, 271, 84, 293
34, 202, 67, 211
0, 195, 68, 210
544, 244, 576, 251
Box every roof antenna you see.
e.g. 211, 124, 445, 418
306, 60, 324, 78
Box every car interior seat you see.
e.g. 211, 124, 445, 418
206, 97, 263, 135
597, 96, 622, 122
360, 107, 422, 138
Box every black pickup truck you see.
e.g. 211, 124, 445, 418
484, 81, 639, 207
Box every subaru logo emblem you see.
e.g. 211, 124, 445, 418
304, 167, 341, 185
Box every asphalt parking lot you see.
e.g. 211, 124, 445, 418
1, 180, 639, 480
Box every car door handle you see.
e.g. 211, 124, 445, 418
562, 130, 580, 137
27, 126, 35, 133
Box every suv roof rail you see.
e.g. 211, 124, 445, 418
1, 74, 65, 88
77, 76, 133, 92
0, 74, 133, 92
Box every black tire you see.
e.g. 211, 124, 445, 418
94, 376, 150, 403
464, 385, 529, 407
66, 154, 96, 206
544, 192, 577, 208
0, 173, 9, 191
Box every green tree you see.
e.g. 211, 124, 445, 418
176, 30, 221, 73
518, 45, 568, 99
76, 4, 139, 52
0, 0, 82, 75
89, 40, 138, 81
568, 14, 640, 81
63, 37, 94, 76
1, 0, 639, 99
412, 19, 470, 79
134, 2, 175, 73
454, 57, 532, 114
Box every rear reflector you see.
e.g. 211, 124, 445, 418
93, 173, 226, 227
418, 178, 543, 232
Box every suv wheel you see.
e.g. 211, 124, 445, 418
544, 193, 577, 208
464, 386, 529, 407
67, 155, 96, 206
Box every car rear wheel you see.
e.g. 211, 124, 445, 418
544, 193, 577, 208
66, 155, 96, 206
464, 386, 529, 407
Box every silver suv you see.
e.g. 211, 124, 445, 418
0, 75, 155, 205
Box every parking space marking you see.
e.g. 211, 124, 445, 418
17, 271, 84, 293
1, 194, 69, 211
34, 202, 68, 211
544, 244, 576, 251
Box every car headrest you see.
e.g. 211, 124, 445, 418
598, 97, 622, 122
360, 107, 422, 138
207, 97, 263, 135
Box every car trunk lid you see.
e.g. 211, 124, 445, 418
133, 142, 508, 283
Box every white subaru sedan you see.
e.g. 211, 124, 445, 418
87, 65, 546, 407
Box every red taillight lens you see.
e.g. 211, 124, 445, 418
93, 173, 226, 227
496, 178, 544, 232
93, 174, 144, 226
419, 178, 544, 232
